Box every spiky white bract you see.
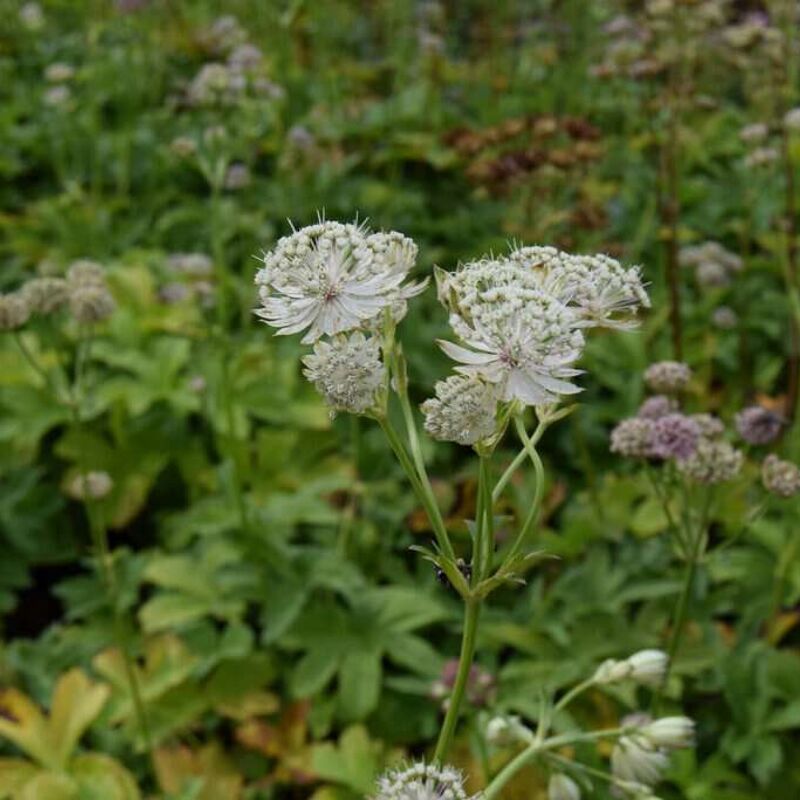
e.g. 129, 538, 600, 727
302, 332, 385, 415
422, 374, 498, 446
435, 258, 585, 406
255, 220, 426, 344
373, 762, 475, 800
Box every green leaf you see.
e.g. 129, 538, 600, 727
338, 650, 381, 721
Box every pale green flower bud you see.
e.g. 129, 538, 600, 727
548, 773, 581, 800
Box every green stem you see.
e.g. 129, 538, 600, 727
13, 333, 63, 402
483, 728, 626, 800
492, 420, 546, 503
655, 490, 710, 709
220, 348, 249, 533
553, 676, 596, 715
478, 456, 495, 582
378, 417, 452, 558
501, 417, 546, 566
395, 380, 456, 561
432, 599, 481, 763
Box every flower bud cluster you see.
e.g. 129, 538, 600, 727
373, 762, 473, 800
66, 260, 116, 324
735, 405, 783, 445
678, 241, 743, 289
302, 332, 385, 416
422, 375, 498, 446
186, 28, 283, 108
67, 471, 114, 501
762, 454, 800, 498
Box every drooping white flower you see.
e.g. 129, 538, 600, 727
302, 331, 385, 415
611, 736, 669, 786
593, 649, 668, 687
435, 258, 584, 406
373, 762, 475, 800
255, 220, 426, 344
422, 374, 498, 446
640, 717, 695, 750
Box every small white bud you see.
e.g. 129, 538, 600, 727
640, 716, 695, 749
594, 650, 667, 687
548, 773, 581, 800
626, 650, 668, 687
486, 715, 533, 746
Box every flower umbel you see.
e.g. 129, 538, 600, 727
762, 454, 800, 498
302, 332, 385, 415
255, 220, 426, 343
422, 375, 498, 446
436, 257, 584, 406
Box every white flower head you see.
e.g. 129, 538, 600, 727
422, 374, 498, 446
302, 331, 385, 415
435, 257, 585, 407
373, 762, 475, 800
255, 220, 427, 344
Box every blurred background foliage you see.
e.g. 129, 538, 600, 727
1, 0, 800, 798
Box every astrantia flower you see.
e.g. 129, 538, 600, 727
436, 258, 584, 406
735, 405, 783, 445
610, 417, 654, 458
0, 292, 31, 331
558, 252, 649, 329
637, 395, 676, 420
67, 259, 106, 287
255, 220, 426, 344
643, 361, 691, 394
421, 375, 498, 446
762, 454, 800, 498
509, 247, 650, 329
373, 762, 474, 800
69, 284, 115, 324
678, 439, 743, 484
302, 332, 385, 415
648, 414, 700, 461
22, 277, 69, 315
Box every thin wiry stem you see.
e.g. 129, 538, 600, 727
483, 728, 627, 800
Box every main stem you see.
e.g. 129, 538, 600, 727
655, 491, 709, 710
433, 598, 481, 763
